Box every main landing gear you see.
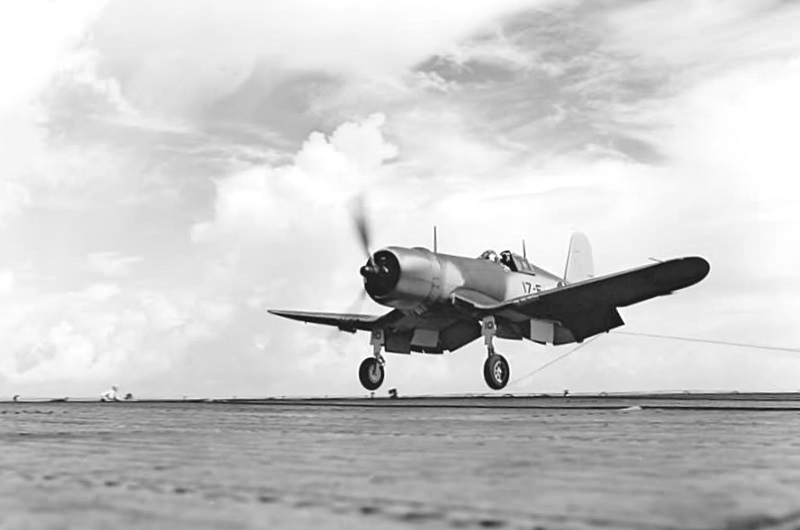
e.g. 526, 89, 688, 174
482, 316, 510, 390
359, 357, 384, 391
359, 329, 386, 391
356, 319, 511, 392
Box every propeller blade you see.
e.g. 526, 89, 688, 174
351, 195, 373, 263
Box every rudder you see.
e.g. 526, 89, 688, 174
563, 231, 594, 284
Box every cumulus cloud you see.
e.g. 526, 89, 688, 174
0, 283, 236, 394
192, 113, 397, 243
0, 0, 138, 220
0, 1, 108, 108
45, 44, 140, 121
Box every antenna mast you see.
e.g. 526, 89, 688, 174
433, 225, 438, 253
522, 239, 527, 259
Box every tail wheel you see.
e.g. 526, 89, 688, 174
483, 354, 510, 390
359, 357, 385, 391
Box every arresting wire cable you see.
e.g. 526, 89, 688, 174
612, 331, 800, 354
505, 329, 800, 390
506, 335, 601, 388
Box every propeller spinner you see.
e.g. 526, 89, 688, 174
360, 250, 400, 298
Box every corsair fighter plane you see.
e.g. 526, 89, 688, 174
270, 231, 710, 391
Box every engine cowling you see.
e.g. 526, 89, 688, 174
360, 247, 440, 310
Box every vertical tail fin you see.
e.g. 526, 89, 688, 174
563, 231, 594, 284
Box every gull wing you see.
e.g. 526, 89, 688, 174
267, 309, 402, 333
455, 257, 710, 340
522, 256, 707, 313
269, 308, 480, 353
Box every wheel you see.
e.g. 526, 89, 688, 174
359, 357, 385, 391
483, 354, 510, 390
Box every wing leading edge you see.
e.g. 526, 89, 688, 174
267, 308, 480, 354
267, 309, 392, 333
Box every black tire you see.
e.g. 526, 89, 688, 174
483, 354, 510, 390
359, 357, 385, 391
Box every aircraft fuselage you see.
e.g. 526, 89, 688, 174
362, 246, 560, 312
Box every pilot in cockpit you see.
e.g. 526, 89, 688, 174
500, 250, 516, 271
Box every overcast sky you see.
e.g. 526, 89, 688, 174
1, 0, 799, 398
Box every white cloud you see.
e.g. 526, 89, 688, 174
605, 0, 800, 73
595, 3, 800, 288
0, 0, 133, 220
0, 0, 108, 108
0, 271, 14, 294
0, 107, 45, 219
0, 284, 235, 391
86, 252, 143, 277
438, 26, 537, 72
3, 0, 799, 397
192, 113, 397, 243
83, 282, 122, 301
88, 0, 550, 118
386, 108, 523, 178
47, 44, 140, 119
0, 181, 31, 219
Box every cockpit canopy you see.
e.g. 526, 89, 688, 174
478, 249, 534, 273
478, 249, 499, 263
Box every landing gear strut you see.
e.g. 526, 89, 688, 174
481, 316, 510, 390
359, 329, 386, 391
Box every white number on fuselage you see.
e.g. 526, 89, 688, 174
522, 281, 542, 294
